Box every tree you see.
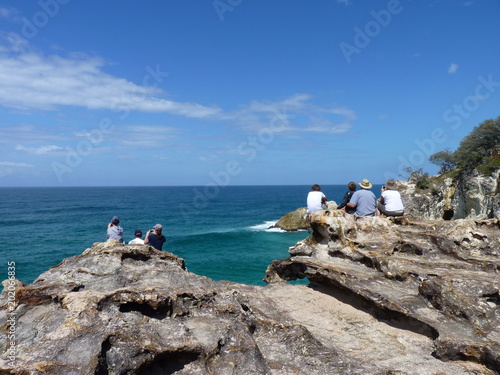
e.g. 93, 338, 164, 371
429, 117, 500, 173
453, 117, 500, 168
429, 148, 456, 174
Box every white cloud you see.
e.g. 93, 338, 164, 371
448, 63, 458, 74
124, 125, 184, 134
0, 34, 222, 119
15, 144, 64, 155
0, 161, 33, 167
0, 7, 17, 18
231, 94, 357, 135
0, 35, 356, 162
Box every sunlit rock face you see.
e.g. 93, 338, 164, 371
2, 219, 500, 374
0, 241, 363, 375
399, 169, 499, 220
266, 209, 500, 373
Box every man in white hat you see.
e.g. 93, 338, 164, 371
346, 179, 377, 216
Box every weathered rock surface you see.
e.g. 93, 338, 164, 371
271, 201, 337, 231
266, 209, 500, 374
1, 242, 355, 375
400, 168, 500, 220
2, 237, 496, 374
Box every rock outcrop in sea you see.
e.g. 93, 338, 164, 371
270, 201, 337, 231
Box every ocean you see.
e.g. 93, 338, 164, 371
0, 184, 378, 286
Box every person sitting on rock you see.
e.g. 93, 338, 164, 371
337, 181, 356, 214
307, 184, 328, 215
346, 179, 377, 216
144, 223, 166, 250
128, 229, 144, 245
107, 216, 124, 243
377, 179, 405, 217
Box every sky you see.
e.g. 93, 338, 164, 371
0, 0, 499, 187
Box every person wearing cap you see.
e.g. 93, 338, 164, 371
144, 223, 166, 250
107, 216, 124, 243
346, 179, 377, 216
128, 229, 144, 245
377, 179, 405, 217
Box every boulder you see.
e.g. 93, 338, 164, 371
271, 201, 337, 231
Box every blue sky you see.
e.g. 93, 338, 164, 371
0, 0, 499, 187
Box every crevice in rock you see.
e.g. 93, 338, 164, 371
121, 252, 150, 262
119, 301, 173, 320
135, 350, 200, 375
247, 322, 257, 335
482, 291, 500, 305
269, 261, 309, 282
393, 242, 424, 255
94, 336, 112, 375
359, 255, 374, 268
433, 341, 500, 374
443, 209, 454, 220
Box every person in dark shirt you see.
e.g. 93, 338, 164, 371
337, 182, 356, 214
144, 223, 166, 250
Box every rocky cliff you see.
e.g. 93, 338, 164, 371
266, 210, 500, 374
2, 242, 357, 375
2, 219, 500, 374
400, 168, 500, 220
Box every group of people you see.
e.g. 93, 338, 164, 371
307, 179, 405, 217
106, 216, 166, 250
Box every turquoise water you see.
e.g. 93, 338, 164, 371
0, 185, 356, 285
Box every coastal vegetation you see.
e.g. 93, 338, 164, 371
395, 117, 499, 220
429, 117, 500, 175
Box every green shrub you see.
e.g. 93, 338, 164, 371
429, 117, 500, 173
477, 156, 500, 176
415, 173, 430, 190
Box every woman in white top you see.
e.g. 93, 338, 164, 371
377, 179, 404, 216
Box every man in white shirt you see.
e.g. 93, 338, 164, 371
128, 229, 144, 244
307, 184, 328, 214
377, 179, 405, 216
